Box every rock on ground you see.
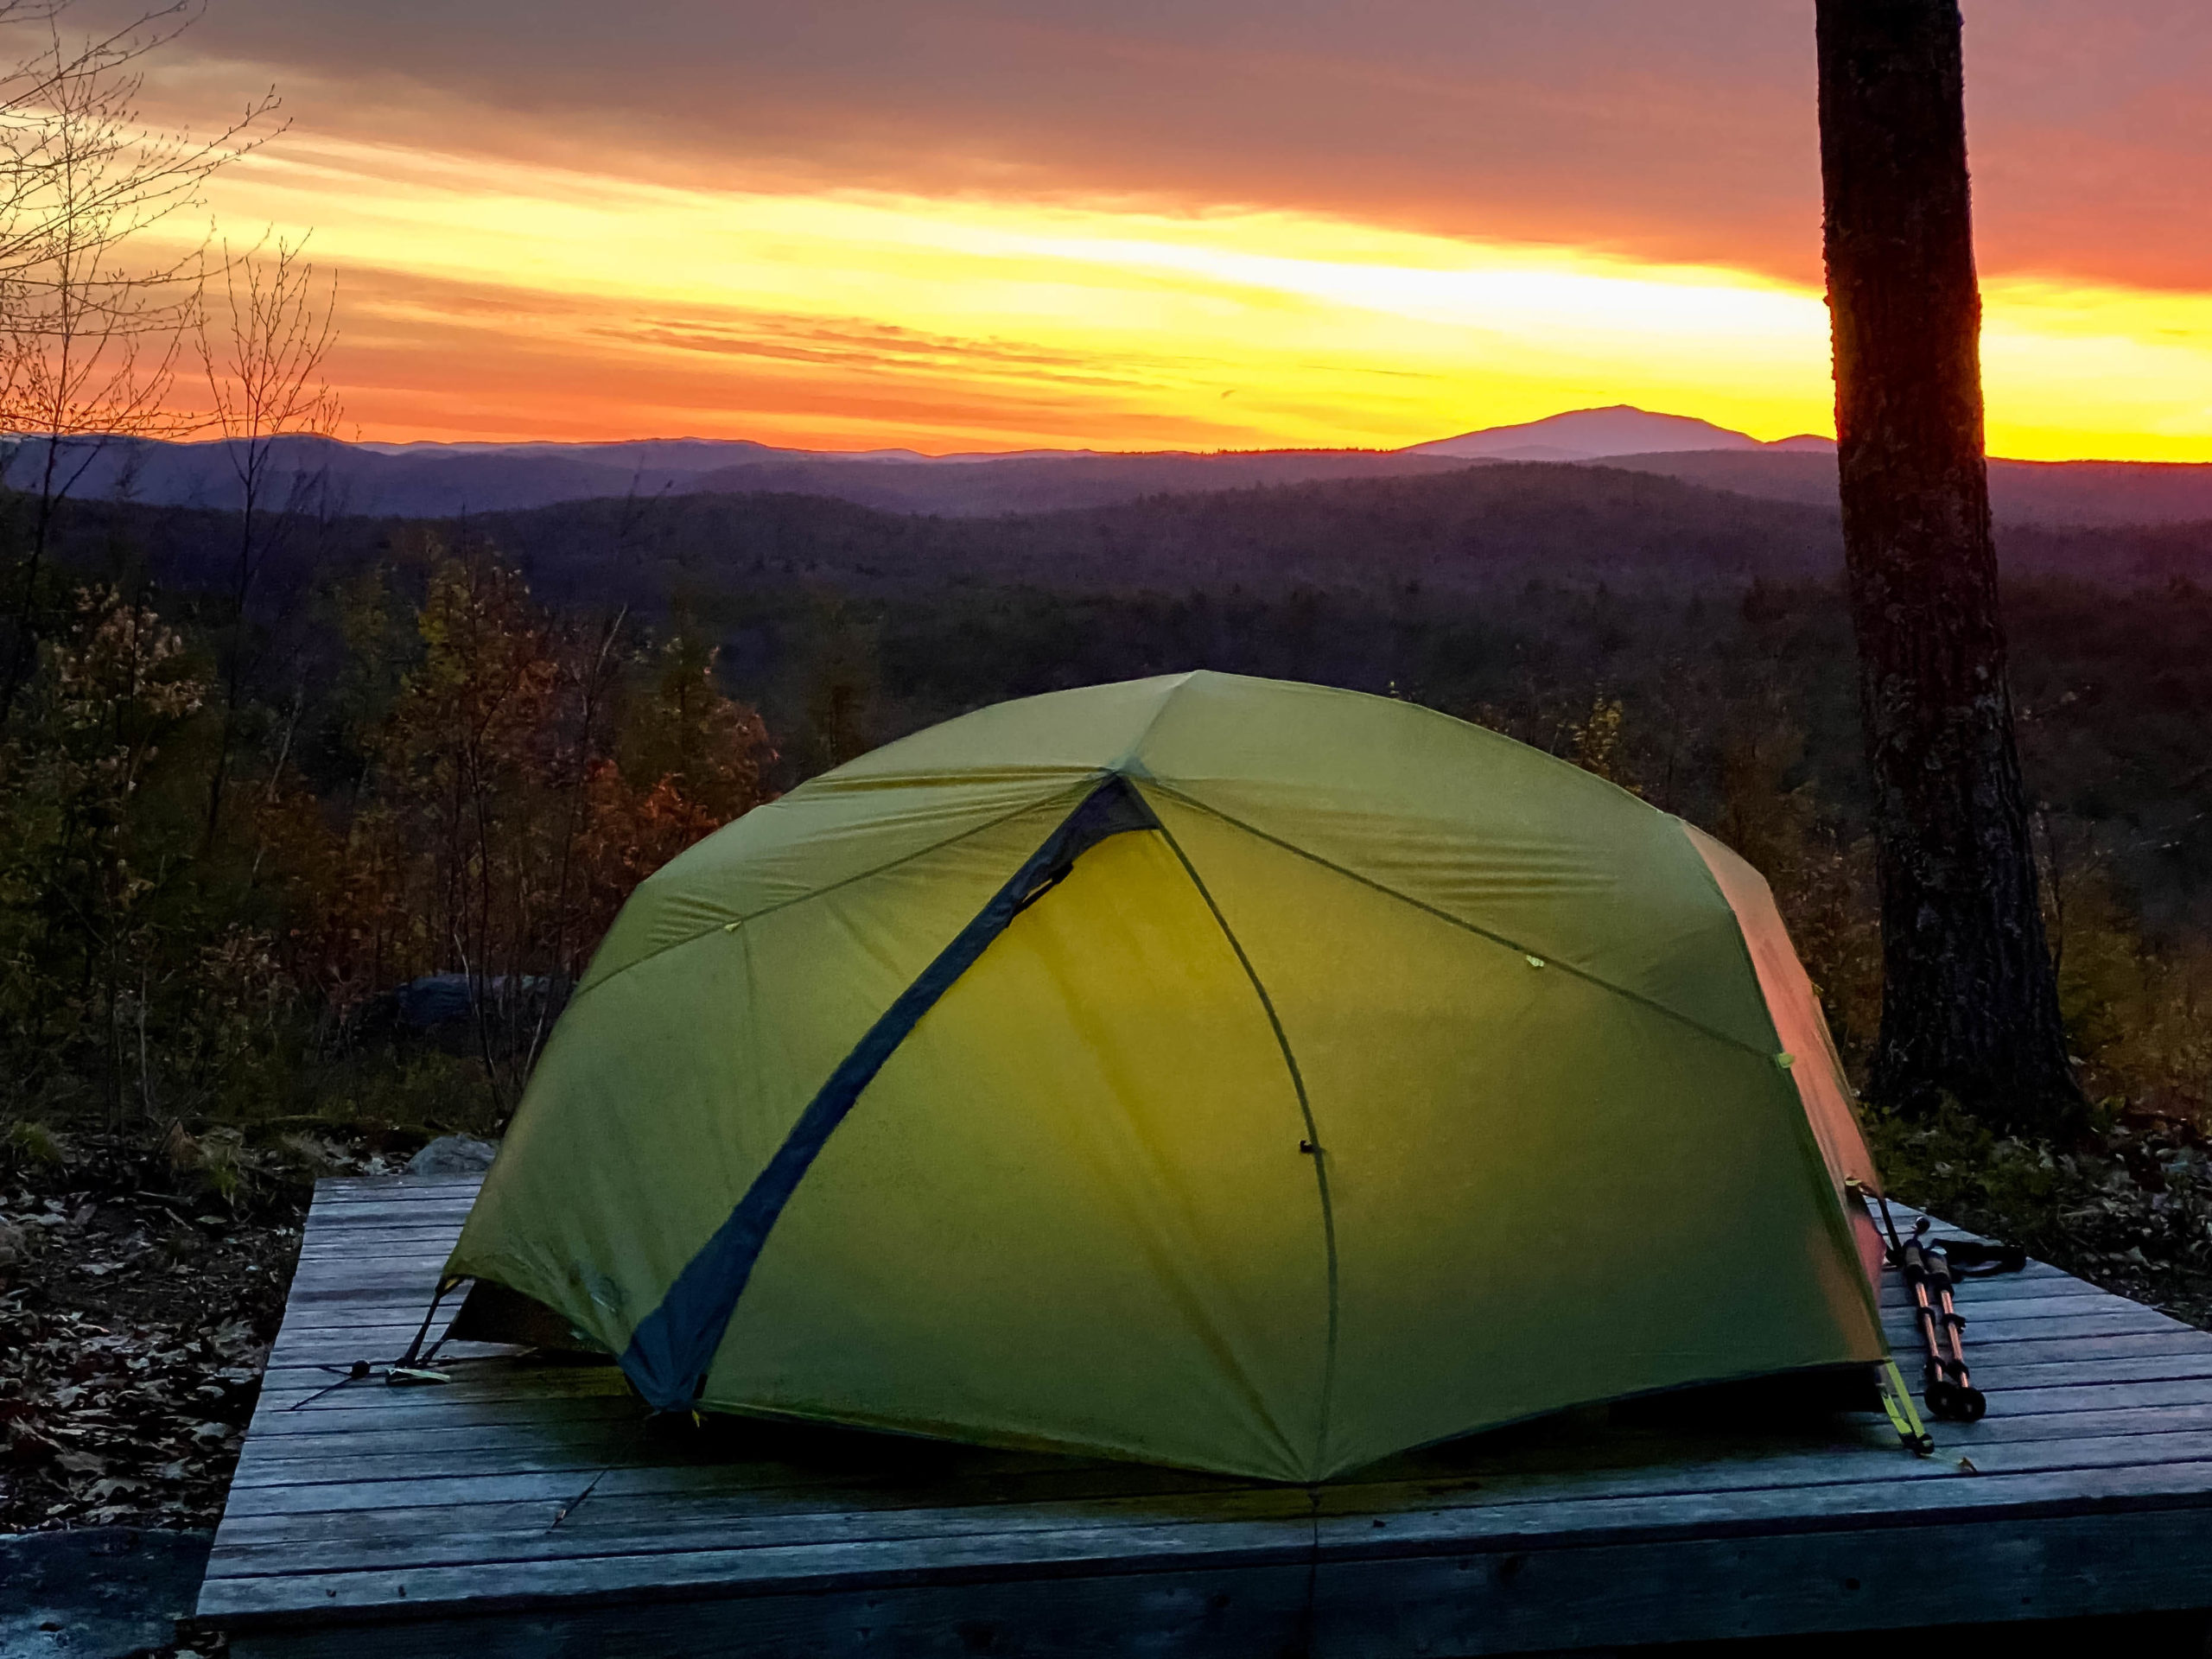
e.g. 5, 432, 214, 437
405, 1136, 499, 1176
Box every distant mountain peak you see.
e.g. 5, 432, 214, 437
1405, 406, 1781, 461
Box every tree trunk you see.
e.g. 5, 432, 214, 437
1815, 0, 2082, 1135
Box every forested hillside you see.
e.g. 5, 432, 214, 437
53, 461, 2212, 615
23, 429, 2212, 527
1611, 449, 2212, 528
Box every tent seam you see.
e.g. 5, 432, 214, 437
1675, 822, 1890, 1346
1147, 782, 1777, 1065
569, 779, 1102, 1004
1153, 810, 1339, 1484
1112, 670, 1200, 775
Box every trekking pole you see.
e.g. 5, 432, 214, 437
1847, 1180, 2003, 1429
1897, 1218, 1986, 1422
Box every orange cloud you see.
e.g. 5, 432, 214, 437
159, 1, 2212, 294
99, 1, 2212, 454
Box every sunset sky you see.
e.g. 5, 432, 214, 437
111, 0, 2212, 458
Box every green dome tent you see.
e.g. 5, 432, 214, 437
446, 671, 1894, 1483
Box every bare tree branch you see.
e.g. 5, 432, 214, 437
0, 0, 286, 726
197, 231, 340, 843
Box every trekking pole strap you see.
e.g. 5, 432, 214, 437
1876, 1360, 1935, 1455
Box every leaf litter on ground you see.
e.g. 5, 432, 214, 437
0, 1125, 411, 1535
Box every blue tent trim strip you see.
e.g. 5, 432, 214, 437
620, 772, 1161, 1409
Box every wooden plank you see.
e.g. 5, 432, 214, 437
255, 1365, 633, 1413
1885, 1291, 2165, 1327
1878, 1271, 2090, 1306
268, 1280, 457, 1308
306, 1183, 480, 1201
222, 1387, 2212, 1504
212, 1456, 1255, 1522
1918, 1308, 2185, 1345
265, 1317, 471, 1348
220, 1381, 2212, 1497
303, 1195, 473, 1217
296, 1211, 463, 1233
202, 1426, 2212, 1590
1922, 1331, 2212, 1376
200, 1459, 2212, 1626
291, 1222, 469, 1242
1878, 1294, 2186, 1331
226, 1438, 1140, 1506
283, 1252, 454, 1279
207, 1413, 2212, 1549
276, 1283, 463, 1313
211, 1457, 1246, 1548
294, 1207, 470, 1224
198, 1513, 1328, 1622
294, 1224, 467, 1246
1944, 1376, 2212, 1416
240, 1392, 641, 1444
219, 1507, 2212, 1659
1311, 1505, 2212, 1657
297, 1201, 478, 1225
225, 1560, 1323, 1659
207, 1481, 1319, 1580
294, 1236, 461, 1259
261, 1351, 529, 1388
266, 1329, 474, 1362
1963, 1395, 2212, 1439
264, 1319, 473, 1351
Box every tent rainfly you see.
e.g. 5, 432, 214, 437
445, 671, 1897, 1483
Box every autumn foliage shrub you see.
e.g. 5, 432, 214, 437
0, 537, 773, 1143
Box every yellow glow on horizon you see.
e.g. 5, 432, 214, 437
1981, 278, 2212, 462
175, 130, 2212, 461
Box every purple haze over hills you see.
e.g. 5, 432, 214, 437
11, 407, 2211, 529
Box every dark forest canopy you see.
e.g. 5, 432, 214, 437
43, 461, 2212, 614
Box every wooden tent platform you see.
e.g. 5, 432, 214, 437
198, 1174, 2212, 1656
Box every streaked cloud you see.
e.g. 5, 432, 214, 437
84, 0, 2212, 454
